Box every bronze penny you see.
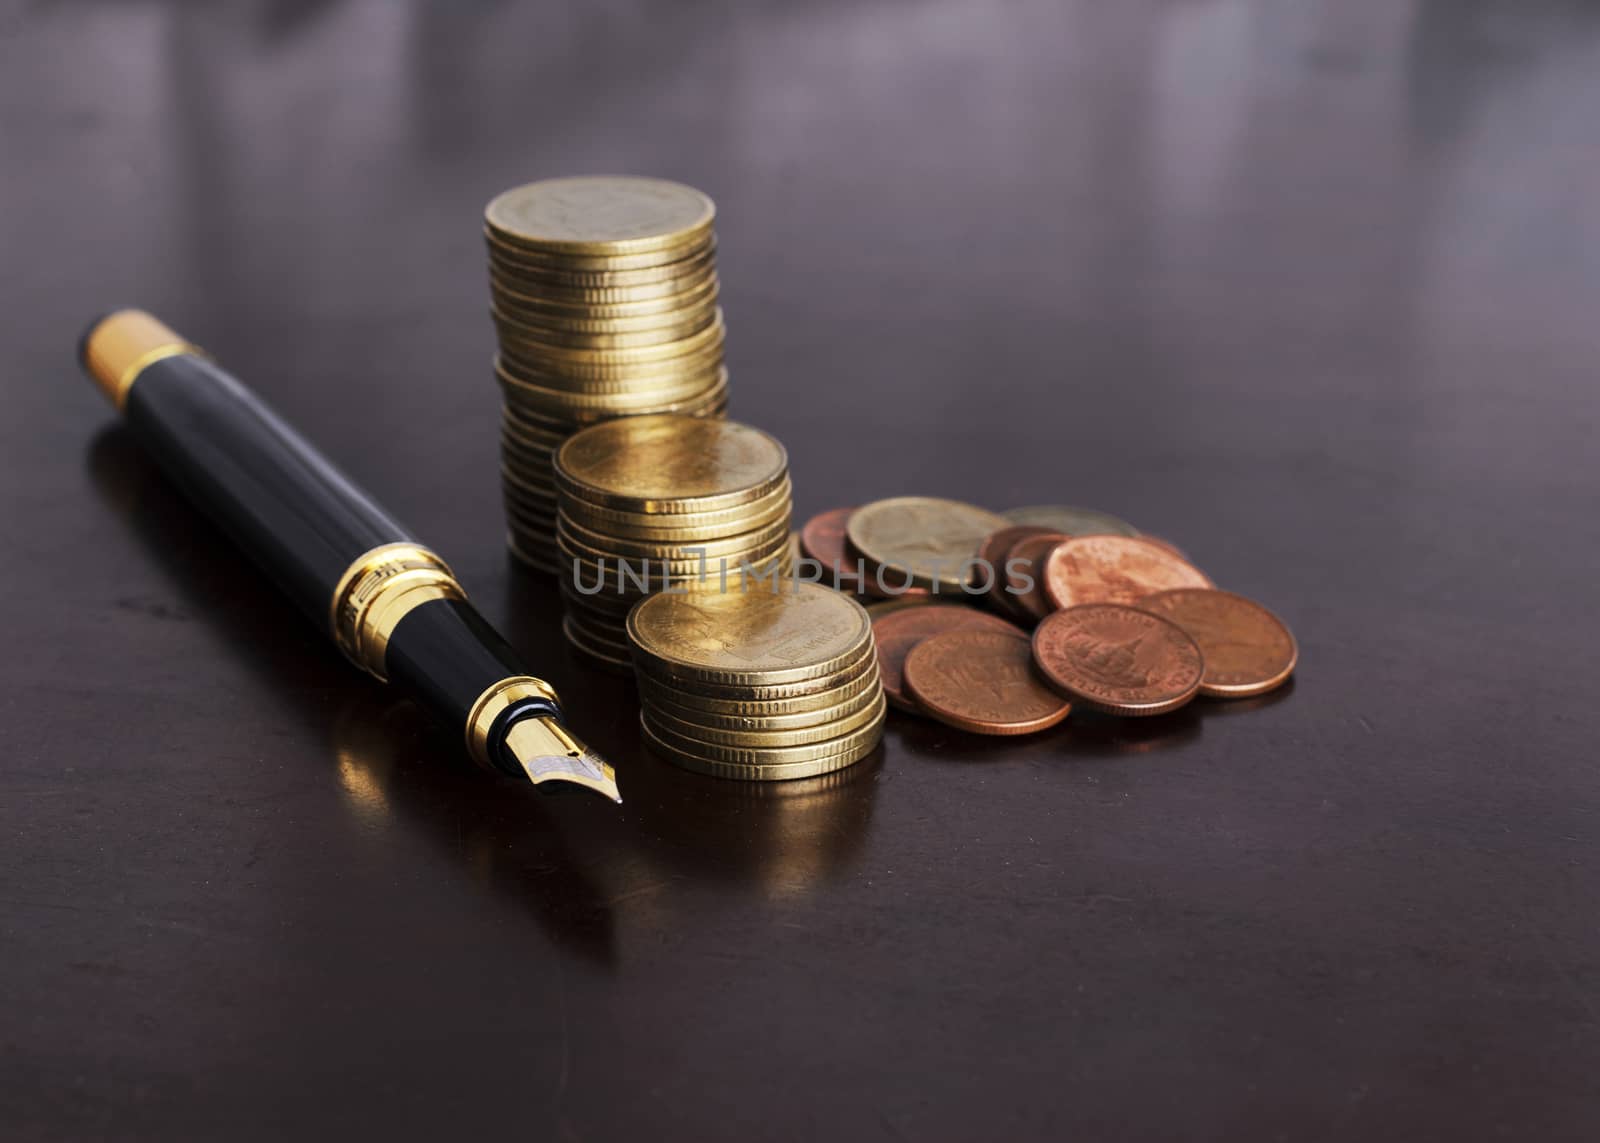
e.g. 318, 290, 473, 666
1005, 533, 1073, 621
799, 507, 868, 594
1042, 535, 1211, 611
902, 630, 1072, 735
977, 525, 1055, 620
1032, 604, 1204, 717
871, 604, 1024, 712
1136, 588, 1297, 698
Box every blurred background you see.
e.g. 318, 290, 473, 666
4, 2, 1600, 1140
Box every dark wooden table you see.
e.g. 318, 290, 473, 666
5, 3, 1598, 1139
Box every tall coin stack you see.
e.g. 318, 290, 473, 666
553, 414, 794, 670
484, 176, 729, 573
627, 584, 887, 780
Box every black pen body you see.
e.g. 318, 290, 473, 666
81, 311, 569, 779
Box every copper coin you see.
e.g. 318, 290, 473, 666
1139, 534, 1190, 561
1005, 533, 1073, 621
1042, 535, 1211, 611
871, 604, 1024, 712
1135, 588, 1297, 698
1032, 604, 1204, 717
976, 525, 1055, 620
902, 629, 1072, 735
799, 507, 868, 594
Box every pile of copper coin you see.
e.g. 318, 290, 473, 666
552, 414, 793, 670
484, 176, 729, 573
799, 497, 1298, 735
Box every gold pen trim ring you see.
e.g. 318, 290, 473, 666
465, 675, 560, 768
330, 542, 465, 680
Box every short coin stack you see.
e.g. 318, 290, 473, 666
553, 414, 793, 669
484, 176, 729, 572
627, 583, 886, 780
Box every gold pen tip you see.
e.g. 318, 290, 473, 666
503, 717, 622, 803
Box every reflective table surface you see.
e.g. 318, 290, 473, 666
4, 2, 1598, 1139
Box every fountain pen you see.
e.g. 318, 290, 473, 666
79, 310, 619, 802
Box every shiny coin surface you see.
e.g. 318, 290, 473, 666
557, 415, 787, 513
1001, 505, 1140, 537
490, 263, 718, 305
484, 228, 711, 272
639, 715, 882, 781
493, 274, 719, 320
1004, 533, 1073, 621
977, 525, 1057, 620
641, 704, 886, 767
1135, 588, 1297, 698
870, 604, 1025, 712
639, 663, 882, 722
627, 582, 871, 687
644, 691, 887, 749
1042, 536, 1212, 610
799, 507, 870, 594
902, 629, 1071, 735
846, 496, 1010, 593
485, 176, 715, 256
1032, 603, 1204, 716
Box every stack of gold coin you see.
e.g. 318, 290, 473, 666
484, 176, 729, 572
553, 414, 793, 669
627, 584, 886, 780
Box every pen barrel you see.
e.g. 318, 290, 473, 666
81, 312, 561, 772
122, 349, 410, 625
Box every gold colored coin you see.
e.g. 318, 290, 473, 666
640, 705, 886, 768
557, 509, 793, 562
492, 296, 720, 337
498, 361, 725, 412
493, 303, 719, 351
637, 658, 880, 720
626, 582, 871, 687
484, 177, 715, 256
644, 690, 886, 749
1000, 505, 1140, 538
484, 226, 712, 272
846, 496, 1011, 592
634, 635, 871, 701
643, 674, 883, 733
493, 275, 719, 321
559, 480, 792, 542
490, 264, 718, 306
562, 616, 633, 671
488, 244, 716, 291
556, 415, 786, 514
557, 541, 791, 596
497, 308, 724, 367
508, 531, 562, 574
639, 716, 880, 781
555, 521, 790, 573
498, 334, 725, 386
556, 512, 792, 564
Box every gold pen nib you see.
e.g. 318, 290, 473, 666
503, 716, 621, 803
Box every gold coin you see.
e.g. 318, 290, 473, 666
626, 582, 871, 687
498, 335, 725, 386
484, 226, 712, 272
643, 673, 883, 733
498, 348, 726, 396
637, 656, 880, 718
640, 705, 886, 768
492, 295, 720, 336
556, 520, 791, 572
493, 275, 719, 321
639, 716, 880, 781
559, 481, 792, 542
497, 309, 724, 367
555, 415, 787, 514
493, 306, 719, 351
558, 539, 791, 593
490, 264, 718, 306
488, 243, 716, 290
557, 509, 793, 562
847, 496, 1010, 592
507, 531, 562, 574
498, 361, 724, 413
643, 690, 886, 749
562, 616, 633, 670
484, 177, 715, 256
500, 417, 568, 449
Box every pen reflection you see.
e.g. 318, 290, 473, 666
88, 426, 884, 964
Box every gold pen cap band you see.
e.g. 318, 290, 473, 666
330, 542, 466, 680
81, 309, 201, 409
